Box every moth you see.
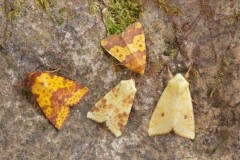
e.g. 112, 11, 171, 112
28, 72, 89, 129
87, 79, 137, 137
101, 22, 147, 75
148, 71, 195, 139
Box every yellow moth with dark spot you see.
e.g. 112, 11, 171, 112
27, 72, 89, 129
101, 22, 147, 75
87, 79, 137, 137
148, 73, 195, 139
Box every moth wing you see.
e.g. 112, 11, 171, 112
122, 22, 146, 53
29, 72, 88, 129
122, 22, 147, 74
101, 35, 131, 63
101, 22, 146, 74
148, 84, 175, 136
47, 104, 69, 129
106, 79, 136, 137
87, 79, 137, 137
30, 77, 70, 129
173, 85, 195, 139
63, 82, 89, 106
87, 95, 111, 123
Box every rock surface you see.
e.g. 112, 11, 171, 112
0, 0, 239, 159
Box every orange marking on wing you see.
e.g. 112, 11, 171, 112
28, 72, 89, 129
87, 79, 137, 137
101, 22, 147, 75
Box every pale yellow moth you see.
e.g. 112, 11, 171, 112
87, 79, 137, 137
148, 73, 195, 139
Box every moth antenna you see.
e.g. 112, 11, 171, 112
167, 67, 174, 79
129, 70, 133, 78
33, 100, 37, 108
114, 63, 123, 67
111, 61, 123, 75
189, 79, 198, 104
13, 80, 27, 88
192, 98, 198, 105
46, 67, 62, 73
111, 62, 116, 76
185, 64, 193, 79
124, 68, 132, 78
111, 60, 123, 68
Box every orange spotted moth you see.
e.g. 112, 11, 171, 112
27, 72, 89, 129
101, 22, 147, 75
87, 79, 137, 137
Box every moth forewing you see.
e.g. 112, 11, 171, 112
101, 22, 147, 74
28, 72, 89, 129
87, 79, 137, 137
172, 75, 195, 139
148, 74, 195, 139
148, 83, 175, 136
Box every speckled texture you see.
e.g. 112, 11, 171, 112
0, 0, 239, 159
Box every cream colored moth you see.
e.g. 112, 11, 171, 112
87, 79, 137, 137
148, 73, 195, 139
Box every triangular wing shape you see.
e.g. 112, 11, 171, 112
101, 35, 132, 63
148, 74, 195, 139
148, 82, 174, 136
173, 78, 195, 139
28, 72, 89, 129
122, 22, 146, 74
87, 79, 137, 137
101, 22, 146, 74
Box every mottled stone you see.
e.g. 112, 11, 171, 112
0, 0, 239, 159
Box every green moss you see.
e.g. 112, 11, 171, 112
103, 0, 142, 35
157, 0, 181, 16
34, 0, 53, 20
163, 43, 177, 59
6, 0, 27, 20
87, 0, 100, 14
56, 8, 66, 26
34, 0, 66, 25
209, 56, 229, 98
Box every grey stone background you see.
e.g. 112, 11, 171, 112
0, 0, 239, 159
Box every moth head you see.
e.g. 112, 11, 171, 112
119, 79, 137, 93
174, 73, 187, 82
168, 73, 189, 88
27, 72, 42, 87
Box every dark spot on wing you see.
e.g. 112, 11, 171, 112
161, 113, 164, 117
